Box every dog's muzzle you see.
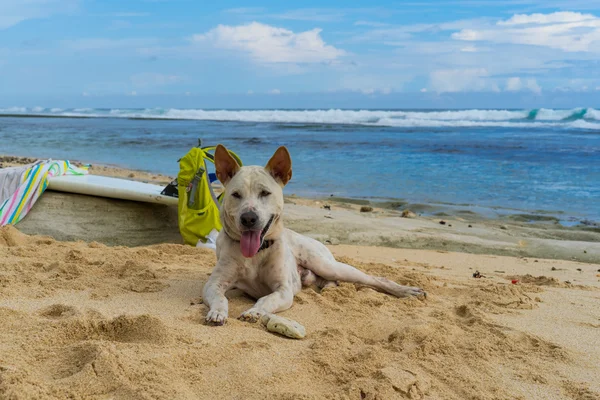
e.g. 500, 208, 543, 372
239, 215, 275, 258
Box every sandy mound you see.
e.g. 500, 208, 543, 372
0, 225, 29, 247
0, 227, 598, 399
508, 274, 567, 287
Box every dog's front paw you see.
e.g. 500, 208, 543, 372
206, 309, 228, 326
239, 308, 266, 323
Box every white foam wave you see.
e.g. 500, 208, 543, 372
146, 108, 531, 122
0, 106, 27, 113
567, 120, 600, 130
376, 118, 600, 130
584, 108, 600, 120
536, 108, 581, 120
1, 107, 599, 130
401, 109, 527, 121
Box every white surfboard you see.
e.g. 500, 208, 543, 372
47, 174, 178, 206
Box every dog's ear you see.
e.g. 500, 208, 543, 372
265, 146, 292, 186
215, 144, 240, 186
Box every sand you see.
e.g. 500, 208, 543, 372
1, 226, 599, 399
1, 157, 600, 399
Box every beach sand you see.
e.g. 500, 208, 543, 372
1, 157, 600, 399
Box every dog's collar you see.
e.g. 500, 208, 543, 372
258, 239, 275, 252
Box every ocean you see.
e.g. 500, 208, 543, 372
1, 107, 599, 225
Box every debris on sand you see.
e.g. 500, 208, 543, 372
260, 314, 306, 339
401, 210, 417, 218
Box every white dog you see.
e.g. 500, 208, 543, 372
202, 145, 425, 325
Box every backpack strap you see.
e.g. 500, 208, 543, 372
200, 146, 243, 167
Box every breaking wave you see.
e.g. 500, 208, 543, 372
1, 107, 599, 130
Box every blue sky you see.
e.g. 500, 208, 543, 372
2, 0, 600, 108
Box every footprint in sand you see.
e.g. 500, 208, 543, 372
377, 366, 431, 399
46, 342, 102, 380
98, 315, 170, 343
60, 314, 172, 344
38, 304, 80, 319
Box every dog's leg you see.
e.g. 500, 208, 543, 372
203, 267, 236, 326
289, 231, 423, 298
307, 258, 425, 298
239, 286, 294, 322
300, 268, 338, 290
317, 278, 339, 290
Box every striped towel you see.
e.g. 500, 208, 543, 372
0, 160, 88, 226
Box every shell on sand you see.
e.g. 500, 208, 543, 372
260, 314, 306, 339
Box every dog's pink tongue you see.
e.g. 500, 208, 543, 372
240, 230, 261, 258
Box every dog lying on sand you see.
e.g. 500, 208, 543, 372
203, 145, 425, 325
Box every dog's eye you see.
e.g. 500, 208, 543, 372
259, 190, 271, 197
231, 192, 242, 199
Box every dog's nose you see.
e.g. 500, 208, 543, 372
240, 211, 259, 229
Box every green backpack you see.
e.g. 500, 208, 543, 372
171, 142, 242, 247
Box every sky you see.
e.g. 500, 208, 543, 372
1, 0, 600, 108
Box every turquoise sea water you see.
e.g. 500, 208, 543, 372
1, 107, 599, 224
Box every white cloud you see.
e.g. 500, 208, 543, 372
526, 78, 542, 94
269, 89, 281, 94
497, 12, 595, 26
349, 17, 493, 45
429, 68, 500, 93
223, 7, 390, 22
131, 73, 183, 88
552, 81, 596, 92
269, 9, 345, 22
354, 21, 391, 28
356, 87, 392, 95
335, 72, 406, 95
247, 90, 254, 95
191, 22, 345, 64
453, 12, 600, 52
460, 45, 479, 52
0, 0, 78, 30
505, 77, 542, 93
506, 77, 522, 91
357, 87, 396, 95
420, 88, 428, 93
